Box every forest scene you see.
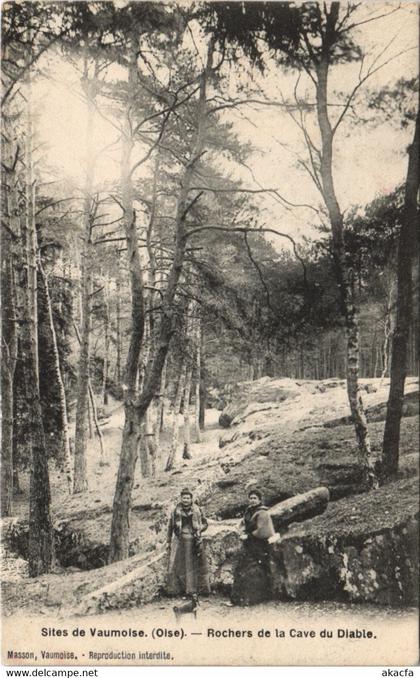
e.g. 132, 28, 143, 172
1, 0, 419, 666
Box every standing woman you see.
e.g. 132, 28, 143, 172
166, 488, 210, 600
232, 488, 279, 605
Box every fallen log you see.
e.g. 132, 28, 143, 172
268, 486, 330, 529
72, 551, 167, 614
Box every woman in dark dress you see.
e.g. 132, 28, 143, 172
231, 488, 279, 605
166, 488, 210, 599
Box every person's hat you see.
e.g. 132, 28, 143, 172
180, 487, 193, 497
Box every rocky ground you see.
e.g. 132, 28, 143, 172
1, 377, 418, 614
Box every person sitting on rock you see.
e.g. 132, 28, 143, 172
231, 488, 279, 605
166, 488, 210, 602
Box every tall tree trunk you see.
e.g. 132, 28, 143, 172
199, 353, 206, 431
382, 110, 419, 479
144, 408, 157, 476
1, 227, 17, 516
109, 38, 214, 563
115, 253, 122, 384
109, 45, 145, 563
25, 349, 55, 576
12, 376, 21, 495
73, 320, 107, 466
25, 72, 38, 381
182, 360, 194, 460
373, 346, 379, 378
88, 381, 107, 465
87, 393, 93, 439
18, 119, 55, 573
38, 261, 73, 493
1, 107, 21, 515
73, 64, 96, 493
21, 66, 55, 573
154, 355, 168, 450
193, 316, 202, 443
165, 361, 187, 471
74, 262, 92, 489
102, 274, 110, 406
139, 426, 151, 478
138, 316, 152, 480
146, 408, 157, 476
315, 45, 376, 488
380, 281, 396, 384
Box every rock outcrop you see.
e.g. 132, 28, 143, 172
224, 477, 419, 607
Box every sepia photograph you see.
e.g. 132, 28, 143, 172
1, 0, 419, 669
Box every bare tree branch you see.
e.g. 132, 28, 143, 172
184, 224, 308, 286
338, 5, 402, 35
332, 45, 416, 136
243, 230, 273, 311
35, 197, 74, 216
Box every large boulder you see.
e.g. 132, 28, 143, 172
324, 390, 418, 428
228, 476, 419, 606
219, 404, 237, 428
218, 378, 304, 428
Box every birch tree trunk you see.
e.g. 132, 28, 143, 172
102, 274, 110, 406
315, 38, 376, 488
182, 360, 194, 460
146, 408, 157, 477
199, 352, 206, 431
382, 110, 419, 479
115, 252, 122, 384
380, 280, 396, 384
165, 361, 187, 471
139, 408, 156, 478
38, 260, 73, 493
193, 316, 202, 443
73, 316, 107, 468
88, 381, 107, 465
154, 355, 167, 450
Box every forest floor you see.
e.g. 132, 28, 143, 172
11, 376, 419, 523
1, 376, 418, 615
11, 399, 222, 520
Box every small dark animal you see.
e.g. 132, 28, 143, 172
173, 594, 199, 622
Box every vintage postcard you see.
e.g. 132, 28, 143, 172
1, 0, 418, 669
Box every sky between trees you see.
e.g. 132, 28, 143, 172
34, 1, 417, 247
